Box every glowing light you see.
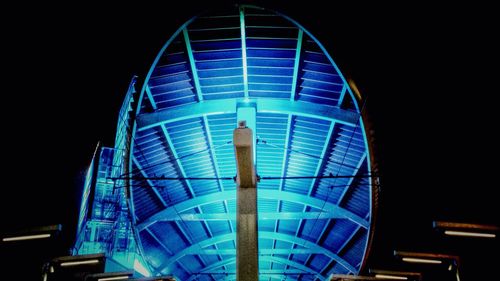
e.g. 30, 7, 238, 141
375, 274, 408, 280
98, 276, 130, 281
60, 259, 100, 267
348, 78, 362, 101
2, 233, 51, 242
402, 257, 442, 264
239, 7, 248, 98
444, 230, 496, 238
134, 258, 151, 277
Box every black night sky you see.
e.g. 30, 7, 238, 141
1, 1, 498, 280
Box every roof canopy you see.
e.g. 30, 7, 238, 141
128, 5, 375, 280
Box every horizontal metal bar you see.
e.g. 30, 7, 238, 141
137, 190, 369, 230
189, 248, 323, 255
136, 98, 359, 131
198, 269, 310, 274
173, 211, 347, 221
108, 174, 377, 181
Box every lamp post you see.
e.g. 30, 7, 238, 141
394, 251, 461, 281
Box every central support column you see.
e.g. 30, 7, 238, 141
234, 120, 258, 281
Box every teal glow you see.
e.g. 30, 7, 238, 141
290, 29, 303, 101
137, 189, 369, 231
154, 211, 348, 221
77, 4, 376, 280
202, 115, 225, 193
132, 156, 168, 206
308, 120, 336, 196
159, 231, 355, 276
338, 83, 347, 106
278, 114, 293, 191
183, 28, 203, 102
185, 256, 324, 281
145, 85, 157, 110
76, 154, 94, 238
160, 125, 196, 197
276, 11, 361, 112
136, 98, 358, 131
239, 7, 249, 98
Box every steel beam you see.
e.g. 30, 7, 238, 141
183, 28, 203, 102
158, 231, 355, 275
132, 156, 167, 207
136, 99, 358, 131
186, 256, 325, 281
239, 7, 249, 98
160, 211, 348, 221
234, 122, 258, 281
290, 29, 303, 101
137, 190, 369, 230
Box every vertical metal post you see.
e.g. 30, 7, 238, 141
234, 120, 258, 281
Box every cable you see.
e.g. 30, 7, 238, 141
123, 140, 232, 179
108, 173, 377, 182
137, 140, 232, 177
261, 174, 377, 180
300, 95, 370, 278
110, 182, 380, 191
257, 137, 325, 161
157, 178, 224, 278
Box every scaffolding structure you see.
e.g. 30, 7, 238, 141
73, 77, 152, 277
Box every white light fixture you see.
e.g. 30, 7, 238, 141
375, 274, 408, 280
1, 225, 61, 244
60, 259, 100, 267
402, 257, 442, 264
370, 269, 421, 281
2, 233, 51, 242
394, 251, 460, 281
433, 221, 498, 239
444, 230, 496, 238
97, 276, 130, 281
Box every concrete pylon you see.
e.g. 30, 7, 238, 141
233, 120, 258, 281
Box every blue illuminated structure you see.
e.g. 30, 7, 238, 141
75, 5, 377, 281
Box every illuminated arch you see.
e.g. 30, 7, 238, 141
128, 4, 377, 280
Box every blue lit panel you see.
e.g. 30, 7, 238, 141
74, 78, 155, 278
125, 4, 374, 280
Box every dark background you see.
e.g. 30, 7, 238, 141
1, 1, 498, 280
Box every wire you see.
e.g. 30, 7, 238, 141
127, 141, 233, 176
109, 176, 234, 181
110, 182, 380, 190
257, 138, 325, 161
124, 140, 233, 179
158, 178, 224, 278
116, 85, 226, 277
300, 95, 370, 278
107, 174, 378, 183
261, 174, 377, 180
